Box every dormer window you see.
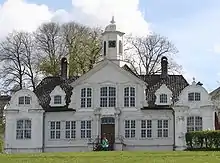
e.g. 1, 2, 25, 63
54, 95, 62, 104
160, 94, 168, 103
18, 96, 31, 105
188, 92, 201, 101
108, 40, 116, 48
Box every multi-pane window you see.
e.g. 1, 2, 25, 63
141, 120, 152, 138
157, 120, 169, 138
188, 92, 201, 101
160, 94, 168, 103
81, 88, 92, 108
18, 96, 31, 105
100, 87, 116, 107
54, 95, 62, 104
125, 120, 136, 138
124, 87, 135, 107
81, 120, 92, 138
49, 121, 61, 139
16, 119, 31, 139
187, 116, 202, 132
65, 121, 76, 139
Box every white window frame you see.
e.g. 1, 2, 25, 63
157, 120, 169, 138
187, 116, 203, 132
100, 86, 116, 107
54, 95, 62, 104
18, 96, 31, 105
159, 94, 168, 103
141, 120, 152, 138
16, 119, 32, 139
49, 121, 61, 139
65, 121, 76, 139
188, 92, 201, 101
124, 120, 136, 138
124, 87, 136, 107
80, 120, 92, 138
80, 88, 92, 108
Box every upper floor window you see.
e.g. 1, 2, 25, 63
100, 86, 116, 107
16, 119, 31, 139
187, 116, 202, 132
81, 88, 92, 108
160, 94, 168, 103
119, 40, 122, 54
108, 40, 116, 48
124, 87, 135, 107
18, 96, 31, 105
188, 92, 201, 101
54, 95, 62, 104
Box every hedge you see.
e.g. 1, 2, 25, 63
0, 136, 2, 153
185, 130, 220, 150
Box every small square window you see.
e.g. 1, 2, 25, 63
54, 95, 62, 104
108, 40, 116, 48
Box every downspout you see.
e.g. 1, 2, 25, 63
172, 109, 176, 151
42, 111, 45, 152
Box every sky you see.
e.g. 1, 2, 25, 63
0, 0, 220, 92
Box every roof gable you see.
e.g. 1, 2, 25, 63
71, 59, 147, 87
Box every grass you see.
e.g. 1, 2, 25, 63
1, 151, 220, 163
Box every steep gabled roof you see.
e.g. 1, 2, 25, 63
209, 86, 220, 99
139, 75, 189, 106
34, 76, 77, 110
121, 65, 189, 106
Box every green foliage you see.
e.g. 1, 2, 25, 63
1, 151, 220, 163
185, 130, 220, 150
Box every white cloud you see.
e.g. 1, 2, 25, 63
0, 0, 150, 38
70, 0, 151, 35
0, 0, 54, 38
213, 44, 220, 54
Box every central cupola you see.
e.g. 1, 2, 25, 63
101, 16, 125, 66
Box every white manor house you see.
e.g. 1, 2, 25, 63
3, 18, 217, 153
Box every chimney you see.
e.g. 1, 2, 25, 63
161, 56, 168, 78
61, 57, 68, 80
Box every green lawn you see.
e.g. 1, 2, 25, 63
0, 151, 220, 163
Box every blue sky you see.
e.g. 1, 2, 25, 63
0, 0, 220, 92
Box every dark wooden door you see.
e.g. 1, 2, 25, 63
101, 124, 115, 150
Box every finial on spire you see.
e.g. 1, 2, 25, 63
110, 16, 115, 24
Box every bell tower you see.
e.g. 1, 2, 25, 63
101, 16, 125, 66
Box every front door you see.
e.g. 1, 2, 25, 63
101, 117, 115, 150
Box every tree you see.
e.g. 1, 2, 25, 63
20, 32, 40, 91
0, 31, 26, 91
61, 22, 102, 76
125, 33, 182, 75
35, 22, 64, 76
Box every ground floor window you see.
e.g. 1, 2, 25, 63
157, 120, 169, 137
141, 120, 152, 138
124, 120, 136, 138
81, 120, 92, 138
49, 121, 61, 139
16, 119, 32, 139
187, 116, 202, 132
65, 121, 76, 139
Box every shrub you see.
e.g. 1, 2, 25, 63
185, 130, 220, 150
0, 136, 3, 153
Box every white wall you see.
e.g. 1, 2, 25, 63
4, 89, 44, 154
174, 82, 215, 150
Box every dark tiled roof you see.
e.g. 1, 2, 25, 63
45, 106, 76, 112
139, 75, 189, 106
34, 76, 76, 110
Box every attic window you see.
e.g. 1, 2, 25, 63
188, 92, 201, 101
160, 94, 168, 103
54, 95, 62, 104
18, 96, 31, 105
108, 40, 116, 48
